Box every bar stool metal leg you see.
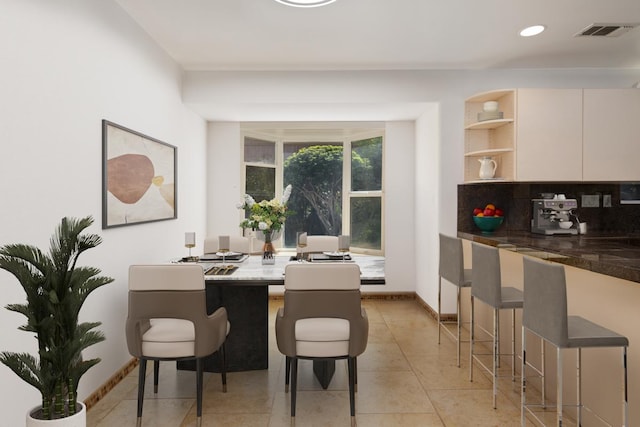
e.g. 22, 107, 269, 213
577, 348, 582, 426
493, 308, 498, 409
556, 347, 563, 427
469, 295, 475, 382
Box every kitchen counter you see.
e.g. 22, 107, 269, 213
458, 230, 640, 283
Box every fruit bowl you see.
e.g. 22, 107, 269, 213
473, 216, 504, 234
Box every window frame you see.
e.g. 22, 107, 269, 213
241, 127, 384, 255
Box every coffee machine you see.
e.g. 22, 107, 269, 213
531, 198, 578, 235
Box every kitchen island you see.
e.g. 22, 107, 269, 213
458, 230, 640, 283
456, 230, 638, 425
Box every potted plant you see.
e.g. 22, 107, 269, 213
0, 216, 113, 425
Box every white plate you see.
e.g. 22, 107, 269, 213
323, 251, 349, 257
215, 251, 242, 257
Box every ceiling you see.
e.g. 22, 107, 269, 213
114, 0, 640, 122
115, 0, 640, 71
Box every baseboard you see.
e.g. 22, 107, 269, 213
414, 293, 456, 322
84, 357, 138, 411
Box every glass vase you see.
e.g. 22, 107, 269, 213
261, 231, 276, 265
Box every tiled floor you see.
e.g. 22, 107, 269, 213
86, 299, 538, 426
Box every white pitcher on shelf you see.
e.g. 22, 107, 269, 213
478, 156, 497, 179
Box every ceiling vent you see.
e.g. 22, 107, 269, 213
575, 23, 639, 37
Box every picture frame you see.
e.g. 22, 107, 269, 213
102, 120, 177, 229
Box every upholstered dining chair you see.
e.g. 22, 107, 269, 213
203, 235, 250, 254
300, 235, 339, 253
126, 264, 229, 427
276, 263, 368, 423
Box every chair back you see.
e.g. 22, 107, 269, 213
302, 235, 339, 253
522, 257, 569, 347
126, 264, 225, 358
470, 242, 502, 307
203, 236, 250, 254
276, 263, 367, 357
439, 233, 466, 286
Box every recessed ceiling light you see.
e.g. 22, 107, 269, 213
520, 25, 546, 37
274, 0, 337, 7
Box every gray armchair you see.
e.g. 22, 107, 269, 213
126, 264, 229, 427
276, 263, 368, 422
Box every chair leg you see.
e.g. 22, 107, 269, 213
456, 286, 462, 367
521, 327, 526, 426
354, 357, 358, 393
285, 356, 291, 393
541, 337, 546, 408
511, 308, 516, 380
153, 360, 160, 394
218, 343, 227, 392
492, 308, 498, 409
137, 358, 147, 427
557, 347, 563, 426
290, 358, 298, 418
437, 277, 442, 345
348, 357, 356, 419
469, 294, 475, 382
577, 348, 582, 426
623, 346, 628, 427
196, 358, 203, 427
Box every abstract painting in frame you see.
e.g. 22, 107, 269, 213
102, 120, 177, 228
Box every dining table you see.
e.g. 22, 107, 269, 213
176, 252, 385, 388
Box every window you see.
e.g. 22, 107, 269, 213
242, 129, 384, 254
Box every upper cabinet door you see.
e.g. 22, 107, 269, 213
515, 89, 583, 181
583, 89, 640, 181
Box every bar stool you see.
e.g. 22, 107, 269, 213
522, 256, 628, 426
469, 242, 523, 409
438, 233, 472, 367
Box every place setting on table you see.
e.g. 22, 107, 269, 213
177, 234, 248, 275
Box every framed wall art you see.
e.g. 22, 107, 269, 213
102, 120, 177, 228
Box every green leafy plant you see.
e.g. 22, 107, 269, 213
0, 216, 113, 420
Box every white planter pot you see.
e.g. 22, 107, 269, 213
26, 403, 86, 427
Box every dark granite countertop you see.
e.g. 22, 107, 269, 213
457, 230, 640, 284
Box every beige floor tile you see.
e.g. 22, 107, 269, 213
407, 352, 492, 391
94, 398, 194, 427
428, 388, 521, 427
182, 412, 271, 426
366, 320, 397, 344
357, 342, 412, 372
355, 371, 436, 414
355, 413, 445, 426
269, 390, 353, 426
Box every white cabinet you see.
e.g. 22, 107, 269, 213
583, 89, 640, 181
515, 89, 583, 181
464, 89, 583, 183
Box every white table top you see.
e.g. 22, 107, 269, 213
199, 254, 385, 284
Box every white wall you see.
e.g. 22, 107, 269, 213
185, 69, 640, 312
0, 1, 206, 425
206, 121, 417, 294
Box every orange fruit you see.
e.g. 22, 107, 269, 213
485, 203, 496, 210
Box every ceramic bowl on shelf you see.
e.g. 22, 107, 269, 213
483, 101, 499, 112
473, 216, 504, 234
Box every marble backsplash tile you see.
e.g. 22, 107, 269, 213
458, 182, 640, 234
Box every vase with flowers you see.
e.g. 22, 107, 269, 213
238, 185, 292, 264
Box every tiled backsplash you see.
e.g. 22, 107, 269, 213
458, 182, 640, 234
